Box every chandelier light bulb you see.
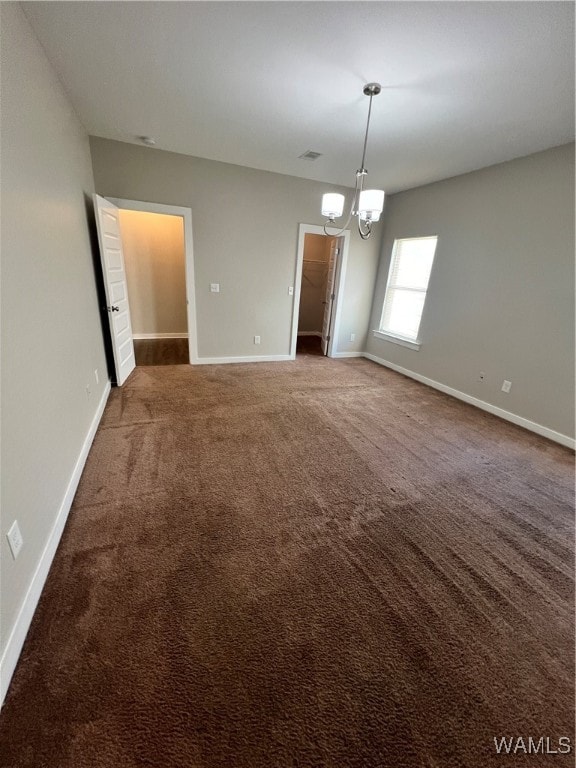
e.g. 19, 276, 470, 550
358, 189, 385, 222
322, 193, 345, 220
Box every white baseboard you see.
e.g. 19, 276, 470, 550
363, 353, 575, 450
195, 354, 293, 365
132, 333, 188, 340
0, 381, 111, 708
332, 351, 364, 358
297, 331, 322, 337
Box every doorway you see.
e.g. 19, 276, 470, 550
110, 199, 198, 367
290, 224, 350, 358
118, 209, 187, 365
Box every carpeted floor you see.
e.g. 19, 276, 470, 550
1, 356, 574, 768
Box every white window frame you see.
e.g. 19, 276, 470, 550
374, 235, 438, 350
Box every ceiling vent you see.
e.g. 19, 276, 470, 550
299, 150, 322, 161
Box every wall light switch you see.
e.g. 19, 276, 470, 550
7, 520, 23, 560
288, 286, 294, 296
501, 380, 512, 393
350, 333, 356, 342
210, 283, 220, 293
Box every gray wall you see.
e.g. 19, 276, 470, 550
0, 5, 108, 660
118, 210, 187, 336
366, 144, 575, 439
89, 138, 381, 358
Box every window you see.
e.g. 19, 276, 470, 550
376, 236, 438, 348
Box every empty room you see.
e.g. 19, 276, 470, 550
0, 2, 574, 767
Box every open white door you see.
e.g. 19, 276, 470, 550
321, 238, 340, 355
93, 194, 135, 385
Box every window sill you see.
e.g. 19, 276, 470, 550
372, 330, 421, 351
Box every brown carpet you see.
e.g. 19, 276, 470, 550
1, 356, 574, 768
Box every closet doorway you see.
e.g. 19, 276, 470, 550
291, 224, 350, 358
110, 199, 198, 367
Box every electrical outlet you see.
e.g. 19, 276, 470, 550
350, 333, 356, 342
501, 380, 512, 393
7, 520, 23, 560
94, 368, 99, 385
479, 371, 485, 381
210, 283, 220, 293
254, 335, 261, 345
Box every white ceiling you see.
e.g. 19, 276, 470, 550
23, 1, 575, 192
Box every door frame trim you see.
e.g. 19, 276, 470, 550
109, 198, 199, 364
290, 224, 350, 359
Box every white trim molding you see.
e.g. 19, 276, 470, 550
373, 329, 421, 351
364, 353, 575, 450
332, 351, 364, 358
0, 381, 112, 708
195, 354, 293, 365
132, 333, 189, 340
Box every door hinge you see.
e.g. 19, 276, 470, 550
331, 293, 336, 300
334, 248, 340, 255
326, 335, 330, 342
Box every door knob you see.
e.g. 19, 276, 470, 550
107, 305, 120, 312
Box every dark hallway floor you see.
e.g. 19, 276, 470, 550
134, 337, 189, 366
296, 334, 323, 356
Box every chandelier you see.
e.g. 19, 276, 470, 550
322, 83, 385, 240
